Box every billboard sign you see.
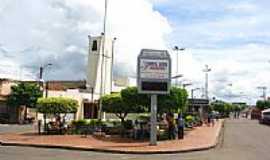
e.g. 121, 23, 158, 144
137, 49, 171, 94
140, 59, 169, 79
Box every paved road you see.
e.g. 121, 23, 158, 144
0, 119, 270, 160
0, 124, 33, 133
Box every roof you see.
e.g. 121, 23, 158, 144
46, 80, 86, 91
262, 108, 270, 113
0, 95, 8, 101
138, 49, 170, 59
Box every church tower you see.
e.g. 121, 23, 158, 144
87, 35, 113, 98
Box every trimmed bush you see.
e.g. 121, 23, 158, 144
37, 97, 78, 114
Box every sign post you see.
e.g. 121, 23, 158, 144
150, 94, 157, 145
137, 49, 171, 146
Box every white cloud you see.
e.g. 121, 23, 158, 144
0, 0, 172, 80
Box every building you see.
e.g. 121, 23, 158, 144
188, 98, 210, 120
0, 79, 17, 123
87, 35, 113, 96
44, 80, 99, 120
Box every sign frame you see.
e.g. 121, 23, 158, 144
137, 49, 171, 95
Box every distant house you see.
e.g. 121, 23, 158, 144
0, 78, 17, 123
44, 80, 99, 120
250, 106, 262, 120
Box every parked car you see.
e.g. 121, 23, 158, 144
259, 108, 270, 125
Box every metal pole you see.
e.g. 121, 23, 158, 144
176, 50, 179, 87
45, 81, 48, 98
263, 87, 267, 100
150, 94, 157, 146
205, 72, 208, 99
98, 0, 108, 121
257, 86, 267, 101
104, 0, 108, 37
39, 67, 44, 97
111, 38, 116, 93
203, 65, 211, 99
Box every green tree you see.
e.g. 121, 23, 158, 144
7, 83, 42, 122
102, 90, 147, 125
120, 87, 150, 109
37, 97, 79, 132
158, 87, 188, 114
256, 100, 270, 110
102, 93, 126, 124
211, 100, 233, 117
37, 97, 78, 114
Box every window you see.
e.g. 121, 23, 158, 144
92, 40, 98, 51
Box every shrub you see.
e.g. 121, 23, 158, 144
37, 97, 78, 114
185, 115, 194, 123
72, 119, 88, 126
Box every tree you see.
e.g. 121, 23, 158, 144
102, 94, 126, 124
102, 89, 147, 125
7, 82, 42, 122
256, 100, 270, 110
37, 97, 79, 132
37, 97, 78, 114
102, 86, 189, 123
158, 87, 188, 114
211, 100, 233, 117
120, 87, 150, 109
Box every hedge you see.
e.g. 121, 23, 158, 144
37, 97, 78, 114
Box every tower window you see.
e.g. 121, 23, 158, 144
92, 40, 98, 51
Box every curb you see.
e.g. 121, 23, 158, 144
0, 121, 225, 154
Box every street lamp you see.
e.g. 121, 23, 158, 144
182, 83, 192, 89
111, 37, 117, 93
191, 88, 200, 99
171, 74, 183, 79
99, 0, 109, 121
173, 46, 185, 87
203, 65, 211, 99
257, 86, 267, 100
39, 63, 52, 98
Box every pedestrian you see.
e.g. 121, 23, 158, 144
166, 112, 175, 140
210, 113, 215, 127
133, 120, 139, 140
207, 114, 211, 127
177, 113, 185, 139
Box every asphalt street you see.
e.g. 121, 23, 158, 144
0, 119, 269, 160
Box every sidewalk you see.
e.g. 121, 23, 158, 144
0, 120, 224, 154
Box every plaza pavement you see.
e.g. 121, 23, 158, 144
0, 120, 223, 154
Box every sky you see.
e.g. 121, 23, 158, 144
1, 0, 270, 104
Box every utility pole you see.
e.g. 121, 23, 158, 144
257, 86, 267, 100
191, 88, 200, 99
39, 63, 52, 98
111, 37, 117, 94
203, 65, 211, 99
173, 46, 185, 87
99, 0, 108, 121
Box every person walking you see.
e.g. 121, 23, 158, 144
166, 112, 175, 140
177, 113, 185, 139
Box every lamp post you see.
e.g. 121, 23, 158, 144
191, 88, 200, 99
173, 46, 185, 87
111, 37, 117, 93
171, 74, 183, 79
39, 63, 52, 98
182, 83, 192, 89
203, 65, 211, 99
99, 0, 109, 121
257, 86, 267, 100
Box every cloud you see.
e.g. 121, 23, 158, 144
0, 0, 171, 81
